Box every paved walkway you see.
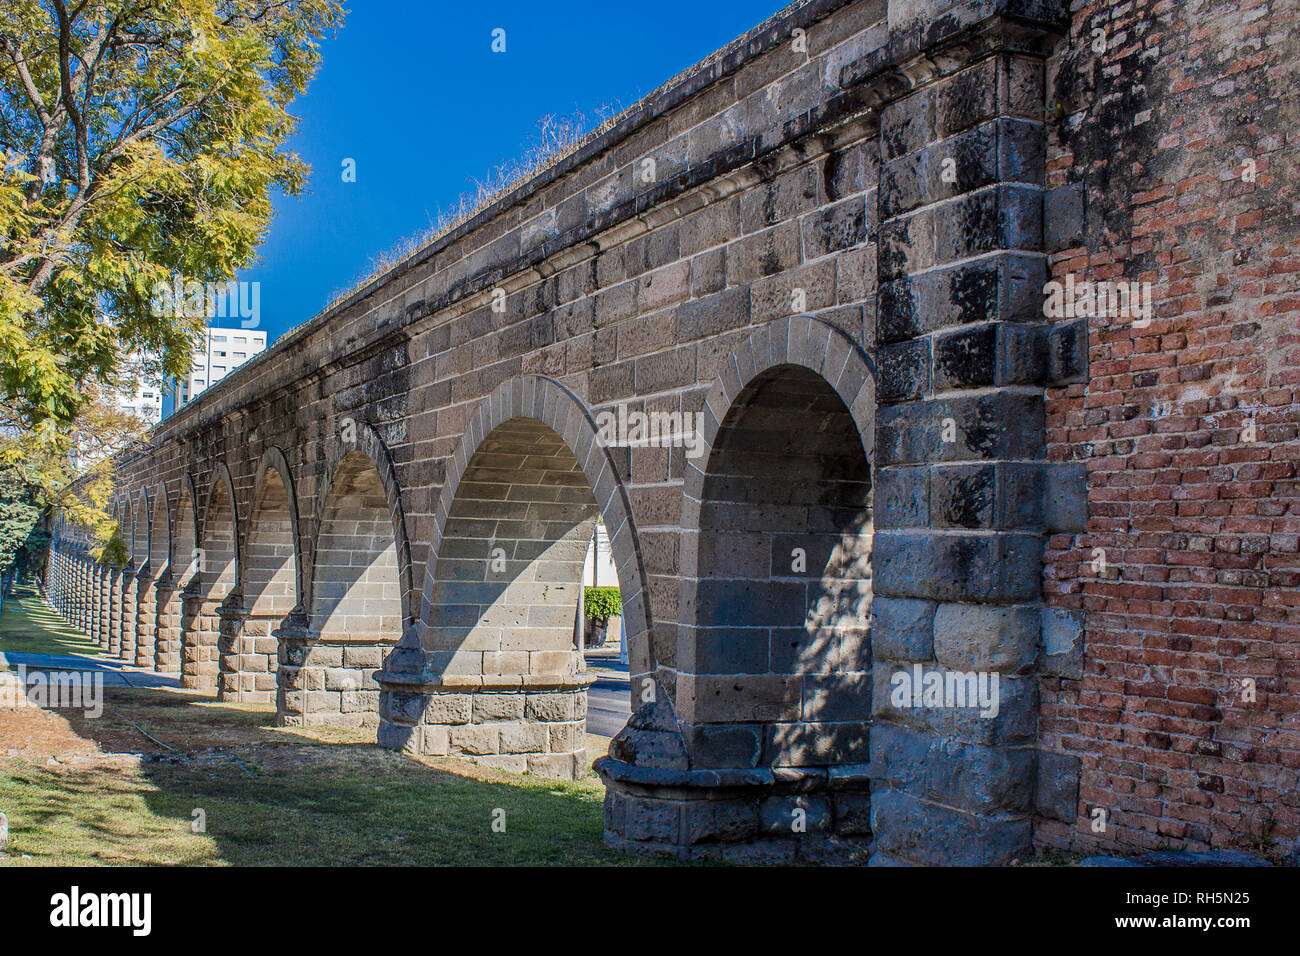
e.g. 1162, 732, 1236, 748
0, 650, 181, 688
586, 665, 630, 738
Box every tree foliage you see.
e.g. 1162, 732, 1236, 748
0, 0, 343, 430
584, 586, 622, 622
0, 381, 144, 560
0, 466, 42, 573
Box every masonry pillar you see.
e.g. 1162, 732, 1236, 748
107, 566, 123, 656
133, 563, 157, 668
228, 604, 280, 705
274, 612, 310, 725
77, 555, 89, 630
66, 552, 76, 624
118, 567, 137, 663
72, 555, 83, 629
60, 550, 71, 618
180, 580, 218, 691
153, 574, 181, 671
216, 591, 249, 701
863, 1, 1068, 865
96, 563, 112, 650
64, 551, 75, 623
49, 547, 62, 615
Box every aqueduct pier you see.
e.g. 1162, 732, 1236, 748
45, 0, 1300, 864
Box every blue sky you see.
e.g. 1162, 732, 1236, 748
235, 0, 783, 345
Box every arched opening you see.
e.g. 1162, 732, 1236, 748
131, 493, 155, 667
686, 364, 873, 769
304, 449, 403, 727
190, 474, 237, 692
150, 487, 177, 670
239, 459, 298, 704
131, 495, 148, 569
416, 417, 625, 778
117, 499, 136, 660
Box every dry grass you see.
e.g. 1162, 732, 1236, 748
324, 105, 626, 310
0, 680, 640, 866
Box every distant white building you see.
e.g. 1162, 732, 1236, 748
117, 354, 166, 426
583, 521, 619, 587
117, 328, 269, 424
174, 327, 268, 410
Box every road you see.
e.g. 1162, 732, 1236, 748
586, 668, 631, 738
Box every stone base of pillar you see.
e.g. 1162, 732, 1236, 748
153, 584, 179, 671
134, 579, 156, 669
219, 608, 278, 704
180, 591, 219, 691
595, 756, 874, 864
276, 630, 390, 729
375, 671, 595, 780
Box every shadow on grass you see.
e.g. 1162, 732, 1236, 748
0, 590, 103, 659
12, 686, 660, 867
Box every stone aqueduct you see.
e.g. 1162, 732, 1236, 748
42, 0, 1095, 865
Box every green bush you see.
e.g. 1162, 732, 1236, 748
584, 586, 621, 621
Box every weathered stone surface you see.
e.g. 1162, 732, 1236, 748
43, 0, 1199, 868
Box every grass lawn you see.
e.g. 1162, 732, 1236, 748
0, 591, 655, 867
0, 684, 642, 866
0, 588, 102, 662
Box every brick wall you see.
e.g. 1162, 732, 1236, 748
1038, 0, 1300, 857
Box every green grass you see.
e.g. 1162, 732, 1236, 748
0, 743, 641, 866
0, 589, 102, 662
0, 589, 663, 867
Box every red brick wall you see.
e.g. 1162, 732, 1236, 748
1038, 0, 1300, 857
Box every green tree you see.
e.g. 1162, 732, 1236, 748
0, 380, 146, 560
0, 467, 42, 573
0, 0, 344, 430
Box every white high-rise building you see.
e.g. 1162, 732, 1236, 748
174, 327, 268, 409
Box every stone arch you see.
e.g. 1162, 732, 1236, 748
378, 375, 651, 779
115, 494, 139, 660
290, 424, 411, 728
199, 462, 240, 600
244, 446, 303, 610
131, 489, 149, 569
128, 488, 156, 667
174, 474, 200, 588
150, 481, 179, 671
309, 422, 413, 625
118, 496, 134, 565
677, 315, 876, 756
183, 464, 238, 691
598, 315, 877, 862
234, 447, 301, 704
149, 483, 171, 573
421, 375, 652, 673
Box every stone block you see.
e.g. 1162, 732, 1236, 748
1043, 462, 1088, 533
870, 596, 935, 661
1040, 606, 1084, 679
869, 788, 1031, 866
759, 795, 832, 836
932, 602, 1040, 673
1035, 749, 1080, 823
